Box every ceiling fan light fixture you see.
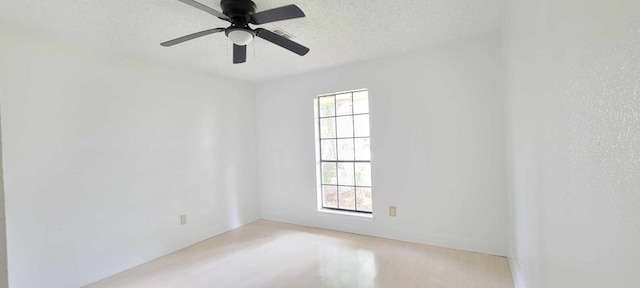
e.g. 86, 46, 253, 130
226, 28, 255, 46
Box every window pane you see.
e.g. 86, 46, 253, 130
337, 139, 354, 161
322, 162, 337, 184
320, 118, 335, 138
321, 139, 337, 160
323, 185, 338, 208
353, 91, 369, 114
356, 187, 372, 212
353, 115, 370, 137
355, 163, 371, 187
354, 138, 371, 161
337, 163, 354, 186
335, 93, 352, 116
338, 186, 355, 210
336, 116, 353, 138
318, 96, 335, 117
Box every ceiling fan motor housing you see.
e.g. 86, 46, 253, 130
221, 0, 256, 24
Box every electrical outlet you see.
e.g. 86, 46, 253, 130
180, 215, 187, 225
389, 206, 396, 217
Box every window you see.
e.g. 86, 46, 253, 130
315, 90, 372, 214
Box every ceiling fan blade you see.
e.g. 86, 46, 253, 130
255, 28, 309, 56
161, 28, 225, 47
233, 44, 247, 64
250, 4, 305, 25
177, 0, 230, 21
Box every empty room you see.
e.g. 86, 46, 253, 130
0, 0, 638, 287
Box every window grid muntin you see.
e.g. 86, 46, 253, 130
318, 112, 370, 119
317, 90, 372, 214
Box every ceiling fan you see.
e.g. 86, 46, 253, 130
161, 0, 310, 64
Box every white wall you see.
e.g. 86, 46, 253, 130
0, 23, 259, 288
256, 34, 508, 256
504, 0, 640, 287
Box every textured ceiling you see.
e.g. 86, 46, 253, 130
0, 0, 505, 82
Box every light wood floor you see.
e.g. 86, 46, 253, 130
86, 220, 514, 288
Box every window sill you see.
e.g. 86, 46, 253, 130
317, 208, 374, 221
